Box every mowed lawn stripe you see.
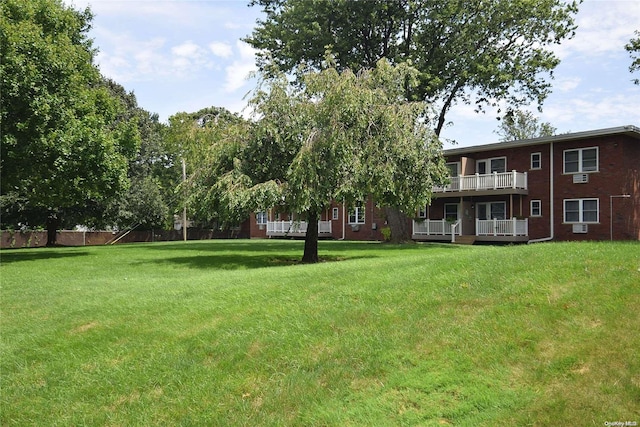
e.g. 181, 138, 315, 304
1, 240, 638, 426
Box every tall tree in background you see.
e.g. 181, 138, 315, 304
246, 0, 579, 241
626, 30, 640, 85
246, 0, 580, 136
102, 79, 178, 230
185, 58, 447, 262
495, 110, 557, 141
166, 107, 247, 229
1, 0, 139, 245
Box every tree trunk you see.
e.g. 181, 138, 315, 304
46, 212, 59, 247
384, 206, 411, 243
302, 210, 319, 263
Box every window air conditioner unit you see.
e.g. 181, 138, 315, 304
572, 223, 588, 233
573, 173, 589, 183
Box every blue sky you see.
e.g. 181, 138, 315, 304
69, 0, 640, 148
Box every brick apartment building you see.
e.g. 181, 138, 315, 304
247, 125, 640, 243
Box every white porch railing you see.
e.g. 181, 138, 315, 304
476, 218, 528, 236
412, 219, 462, 237
266, 221, 332, 235
434, 170, 527, 192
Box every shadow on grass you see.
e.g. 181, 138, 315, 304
0, 249, 90, 265
140, 253, 370, 270
138, 240, 461, 270
145, 239, 305, 253
144, 239, 462, 254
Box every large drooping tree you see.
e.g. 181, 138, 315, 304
246, 0, 580, 136
245, 0, 579, 241
185, 58, 448, 262
0, 0, 140, 245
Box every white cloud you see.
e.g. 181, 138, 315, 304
555, 0, 640, 59
554, 77, 581, 92
541, 89, 640, 129
209, 42, 233, 58
224, 41, 258, 93
172, 41, 201, 58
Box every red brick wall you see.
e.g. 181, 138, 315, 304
552, 135, 637, 241
442, 134, 640, 241
243, 133, 639, 242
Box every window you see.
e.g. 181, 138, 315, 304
531, 152, 541, 170
564, 147, 598, 173
348, 206, 365, 224
477, 157, 507, 174
417, 205, 427, 218
477, 202, 506, 220
564, 199, 599, 223
332, 207, 339, 220
256, 211, 267, 224
530, 200, 542, 217
446, 162, 460, 176
444, 204, 459, 221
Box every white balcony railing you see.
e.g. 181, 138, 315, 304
266, 221, 332, 236
412, 219, 462, 237
434, 171, 527, 193
476, 218, 528, 236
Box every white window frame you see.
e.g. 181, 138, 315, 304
446, 162, 460, 177
563, 147, 598, 174
477, 156, 507, 174
444, 204, 459, 221
332, 207, 339, 220
417, 205, 427, 218
531, 152, 542, 170
476, 202, 507, 220
256, 211, 267, 225
563, 198, 599, 223
530, 200, 542, 217
348, 206, 365, 224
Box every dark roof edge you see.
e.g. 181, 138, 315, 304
443, 125, 640, 156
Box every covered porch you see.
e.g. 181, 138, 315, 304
412, 218, 529, 243
266, 220, 332, 237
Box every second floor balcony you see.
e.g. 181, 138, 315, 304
434, 170, 528, 195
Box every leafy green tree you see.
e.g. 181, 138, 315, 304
626, 30, 640, 85
0, 0, 139, 245
246, 0, 579, 241
495, 110, 557, 141
246, 0, 580, 136
166, 107, 248, 230
101, 79, 178, 230
188, 58, 447, 262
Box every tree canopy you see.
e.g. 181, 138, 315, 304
245, 0, 580, 136
181, 58, 447, 262
495, 110, 557, 141
102, 79, 178, 230
626, 30, 640, 85
1, 0, 140, 244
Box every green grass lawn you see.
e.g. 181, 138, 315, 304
1, 240, 639, 426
